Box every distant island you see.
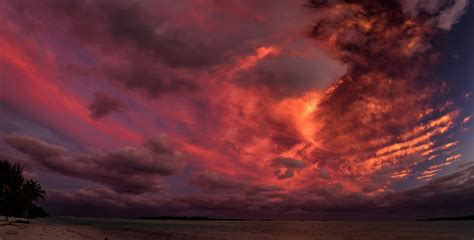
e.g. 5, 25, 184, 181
422, 215, 474, 221
136, 216, 244, 221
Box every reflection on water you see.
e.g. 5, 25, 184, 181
42, 217, 474, 240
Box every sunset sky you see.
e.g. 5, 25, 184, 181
1, 0, 473, 220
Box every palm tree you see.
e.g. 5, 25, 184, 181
0, 160, 24, 194
1, 160, 47, 219
20, 179, 46, 218
0, 160, 24, 220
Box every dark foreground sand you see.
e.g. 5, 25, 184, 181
2, 218, 474, 240
0, 221, 179, 240
0, 221, 108, 240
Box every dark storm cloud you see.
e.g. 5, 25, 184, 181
4, 134, 184, 194
88, 92, 126, 119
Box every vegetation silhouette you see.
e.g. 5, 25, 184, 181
0, 160, 48, 219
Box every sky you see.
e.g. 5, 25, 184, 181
0, 0, 473, 220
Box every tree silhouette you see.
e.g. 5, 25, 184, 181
20, 179, 46, 218
0, 160, 47, 219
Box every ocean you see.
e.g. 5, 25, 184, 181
41, 217, 474, 240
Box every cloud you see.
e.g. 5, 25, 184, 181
4, 134, 67, 160
3, 1, 244, 98
379, 166, 474, 217
190, 170, 286, 197
271, 157, 307, 179
4, 134, 184, 193
398, 0, 469, 30
102, 57, 200, 98
5, 0, 346, 100
1, 0, 471, 219
42, 0, 234, 69
236, 40, 347, 97
6, 0, 224, 99
245, 185, 285, 196
270, 166, 474, 219
289, 0, 469, 189
88, 92, 126, 119
437, 0, 469, 30
40, 166, 474, 219
43, 187, 184, 218
189, 171, 246, 191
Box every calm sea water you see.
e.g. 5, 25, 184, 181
41, 217, 474, 240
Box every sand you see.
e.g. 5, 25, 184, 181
0, 221, 109, 240
0, 220, 169, 240
2, 218, 474, 240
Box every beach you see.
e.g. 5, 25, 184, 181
0, 221, 109, 240
0, 219, 188, 240
1, 218, 474, 240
